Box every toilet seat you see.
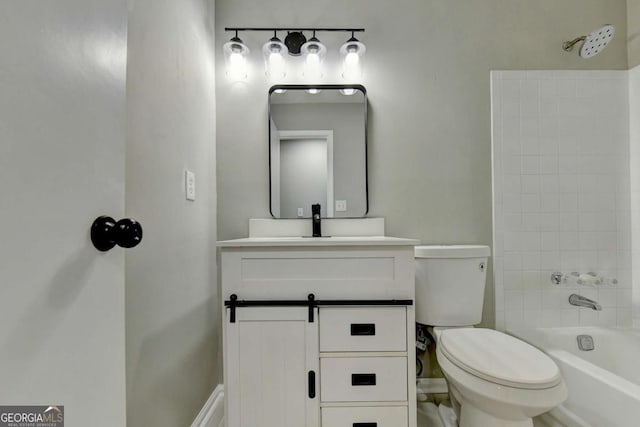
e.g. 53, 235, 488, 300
439, 328, 561, 389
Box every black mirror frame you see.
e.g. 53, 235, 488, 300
268, 84, 369, 218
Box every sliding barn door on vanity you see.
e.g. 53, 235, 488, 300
224, 307, 320, 427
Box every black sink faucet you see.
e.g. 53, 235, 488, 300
312, 204, 322, 237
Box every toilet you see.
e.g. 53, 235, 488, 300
415, 245, 567, 427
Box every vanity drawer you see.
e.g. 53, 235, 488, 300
321, 406, 408, 427
319, 307, 407, 352
320, 357, 407, 402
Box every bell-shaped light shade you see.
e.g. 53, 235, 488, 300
223, 36, 250, 80
301, 37, 327, 80
340, 37, 366, 81
262, 37, 288, 78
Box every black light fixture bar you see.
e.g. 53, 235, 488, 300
225, 27, 364, 33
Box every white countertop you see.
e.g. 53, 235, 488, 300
217, 236, 420, 248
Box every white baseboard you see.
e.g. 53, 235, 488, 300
191, 384, 224, 427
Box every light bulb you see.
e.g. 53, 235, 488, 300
262, 36, 288, 78
223, 36, 249, 81
268, 52, 285, 78
340, 37, 366, 81
228, 52, 247, 80
301, 37, 326, 80
346, 51, 359, 65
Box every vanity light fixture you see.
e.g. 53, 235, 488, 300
284, 31, 307, 56
262, 31, 288, 78
224, 27, 365, 80
340, 31, 366, 81
223, 31, 250, 81
301, 31, 327, 80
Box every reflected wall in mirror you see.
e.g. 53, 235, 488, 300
269, 85, 368, 218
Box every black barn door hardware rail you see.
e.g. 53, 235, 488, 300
225, 293, 413, 323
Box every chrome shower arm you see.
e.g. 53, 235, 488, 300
563, 36, 587, 51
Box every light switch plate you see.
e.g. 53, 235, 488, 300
335, 200, 347, 212
185, 170, 196, 201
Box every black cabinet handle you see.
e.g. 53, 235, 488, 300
353, 424, 377, 427
308, 371, 316, 398
91, 216, 143, 252
351, 323, 376, 336
351, 373, 376, 386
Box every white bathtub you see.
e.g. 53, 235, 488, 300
511, 327, 640, 427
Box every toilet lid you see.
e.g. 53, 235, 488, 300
439, 328, 561, 389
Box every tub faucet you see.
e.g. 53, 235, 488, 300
568, 294, 602, 311
312, 203, 321, 237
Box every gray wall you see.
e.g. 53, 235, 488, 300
215, 0, 628, 328
126, 0, 218, 426
630, 0, 640, 67
280, 138, 328, 217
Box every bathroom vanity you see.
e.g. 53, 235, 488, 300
218, 234, 419, 427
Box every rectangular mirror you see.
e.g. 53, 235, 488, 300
269, 85, 368, 218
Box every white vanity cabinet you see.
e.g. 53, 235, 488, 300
218, 237, 418, 427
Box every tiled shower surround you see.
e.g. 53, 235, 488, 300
491, 70, 631, 330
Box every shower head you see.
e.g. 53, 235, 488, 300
562, 24, 615, 59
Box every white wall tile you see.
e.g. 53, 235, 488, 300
542, 290, 563, 309
561, 309, 580, 327
599, 310, 617, 327
540, 309, 561, 327
503, 252, 523, 270
523, 291, 542, 309
598, 289, 618, 307
539, 159, 558, 176
521, 253, 541, 271
522, 156, 539, 174
503, 175, 521, 194
492, 71, 632, 330
540, 252, 560, 270
541, 232, 559, 251
617, 308, 632, 326
579, 308, 599, 325
539, 80, 557, 98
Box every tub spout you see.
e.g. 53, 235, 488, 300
569, 294, 602, 311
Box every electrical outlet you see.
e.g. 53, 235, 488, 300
185, 170, 196, 201
335, 200, 347, 212
297, 207, 304, 217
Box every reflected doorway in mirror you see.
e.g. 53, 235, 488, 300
271, 129, 334, 218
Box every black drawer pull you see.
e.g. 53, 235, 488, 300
351, 373, 376, 386
350, 323, 376, 336
353, 424, 377, 427
308, 371, 316, 398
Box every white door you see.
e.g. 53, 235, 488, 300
0, 0, 128, 426
224, 307, 320, 427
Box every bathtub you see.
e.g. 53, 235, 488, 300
511, 327, 640, 427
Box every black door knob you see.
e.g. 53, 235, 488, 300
91, 216, 143, 252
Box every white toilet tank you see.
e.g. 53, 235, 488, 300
415, 245, 491, 326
